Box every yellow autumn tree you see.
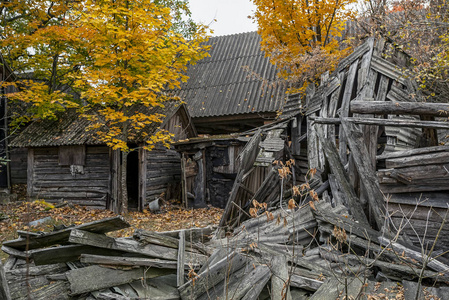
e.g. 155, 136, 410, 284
1, 0, 209, 214
73, 0, 209, 213
0, 0, 83, 124
251, 0, 357, 93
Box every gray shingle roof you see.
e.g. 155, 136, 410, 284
177, 32, 287, 118
10, 101, 181, 148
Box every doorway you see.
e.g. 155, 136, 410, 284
126, 150, 139, 211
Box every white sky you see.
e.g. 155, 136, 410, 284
188, 0, 258, 36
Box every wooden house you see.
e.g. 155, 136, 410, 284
176, 31, 288, 134
9, 101, 196, 211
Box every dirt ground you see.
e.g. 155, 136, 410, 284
0, 186, 223, 262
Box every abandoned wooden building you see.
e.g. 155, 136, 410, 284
176, 31, 288, 134
9, 101, 197, 211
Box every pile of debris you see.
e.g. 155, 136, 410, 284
2, 200, 449, 299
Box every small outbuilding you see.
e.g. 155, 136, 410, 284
9, 101, 197, 211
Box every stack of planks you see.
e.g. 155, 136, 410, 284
0, 216, 212, 300
3, 200, 449, 299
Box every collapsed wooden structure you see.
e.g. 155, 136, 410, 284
2, 37, 449, 299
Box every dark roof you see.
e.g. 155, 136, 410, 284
177, 31, 287, 119
10, 101, 182, 148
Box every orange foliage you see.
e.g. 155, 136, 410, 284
251, 0, 356, 92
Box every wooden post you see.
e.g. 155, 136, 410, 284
341, 120, 386, 230
138, 146, 146, 212
316, 125, 370, 226
27, 148, 34, 197
177, 230, 185, 287
180, 153, 187, 208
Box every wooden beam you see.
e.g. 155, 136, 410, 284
341, 120, 386, 230
2, 216, 130, 250
315, 125, 370, 226
351, 101, 449, 117
311, 116, 449, 130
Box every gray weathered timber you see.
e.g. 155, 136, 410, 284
222, 265, 270, 300
377, 145, 449, 160
0, 261, 11, 300
311, 116, 449, 130
289, 274, 323, 291
386, 192, 449, 208
338, 60, 359, 165
336, 40, 370, 72
66, 265, 172, 295
385, 151, 449, 169
177, 230, 186, 287
30, 244, 124, 265
271, 255, 292, 300
315, 125, 369, 226
69, 229, 207, 263
320, 250, 444, 281
79, 254, 198, 269
370, 55, 407, 85
308, 114, 320, 169
308, 276, 364, 300
241, 266, 271, 300
351, 100, 449, 117
379, 236, 449, 273
341, 120, 386, 230
2, 216, 130, 250
178, 251, 249, 300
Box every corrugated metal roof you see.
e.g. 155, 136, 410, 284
177, 32, 287, 118
10, 101, 180, 148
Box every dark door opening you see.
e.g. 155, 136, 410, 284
126, 150, 139, 211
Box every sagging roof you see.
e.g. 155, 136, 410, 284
177, 31, 287, 119
10, 101, 182, 148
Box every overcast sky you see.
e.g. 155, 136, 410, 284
188, 0, 258, 36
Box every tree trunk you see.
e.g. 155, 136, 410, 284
120, 152, 128, 214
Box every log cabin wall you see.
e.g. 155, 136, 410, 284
27, 146, 110, 209
145, 147, 182, 205
9, 147, 27, 184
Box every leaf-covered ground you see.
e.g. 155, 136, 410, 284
0, 199, 223, 261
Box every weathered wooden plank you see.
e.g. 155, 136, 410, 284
69, 229, 207, 263
385, 151, 449, 169
178, 251, 249, 300
386, 192, 449, 208
271, 255, 292, 300
379, 236, 449, 273
338, 60, 359, 164
377, 145, 449, 160
290, 274, 323, 291
309, 277, 364, 300
371, 55, 407, 85
240, 265, 271, 300
311, 116, 449, 129
30, 244, 124, 265
0, 261, 11, 300
66, 265, 172, 295
177, 230, 185, 287
351, 100, 449, 117
315, 125, 369, 226
3, 216, 130, 250
336, 40, 370, 72
79, 254, 199, 269
341, 120, 386, 230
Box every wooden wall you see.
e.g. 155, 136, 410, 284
9, 147, 27, 184
28, 146, 110, 209
145, 147, 182, 205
